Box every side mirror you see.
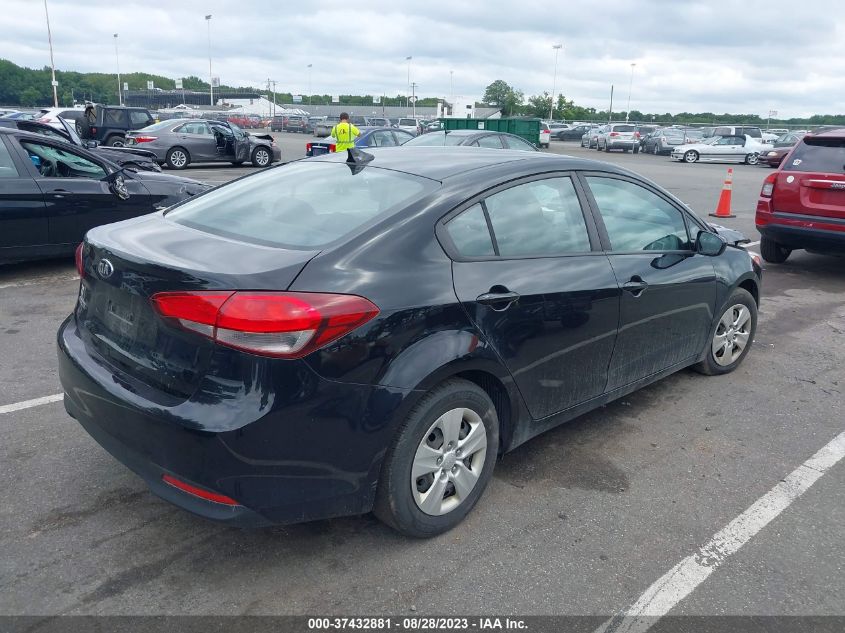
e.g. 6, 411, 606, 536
104, 168, 130, 200
696, 231, 727, 256
86, 140, 99, 149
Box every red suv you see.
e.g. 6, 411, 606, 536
756, 128, 845, 262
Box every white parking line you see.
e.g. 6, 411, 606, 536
0, 393, 64, 415
0, 275, 79, 290
595, 429, 845, 633
740, 240, 761, 248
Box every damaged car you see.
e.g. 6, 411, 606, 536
124, 119, 281, 169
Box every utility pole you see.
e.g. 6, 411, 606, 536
449, 70, 454, 110
608, 84, 614, 123
625, 62, 636, 123
405, 56, 412, 109
550, 43, 562, 121
43, 0, 58, 107
411, 82, 417, 118
205, 15, 213, 106
307, 64, 313, 106
113, 34, 122, 105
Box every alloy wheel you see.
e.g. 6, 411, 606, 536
170, 150, 187, 168
411, 407, 487, 516
712, 304, 751, 366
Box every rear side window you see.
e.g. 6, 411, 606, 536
783, 138, 845, 173
740, 127, 761, 138
444, 204, 494, 257
586, 177, 692, 252
483, 177, 591, 257
502, 135, 536, 151
104, 109, 127, 126
168, 162, 438, 249
59, 110, 83, 121
474, 135, 503, 149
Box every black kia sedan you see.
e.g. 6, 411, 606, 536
58, 147, 762, 537
0, 127, 209, 264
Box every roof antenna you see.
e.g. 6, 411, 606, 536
346, 147, 374, 174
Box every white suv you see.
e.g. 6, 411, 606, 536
35, 106, 86, 130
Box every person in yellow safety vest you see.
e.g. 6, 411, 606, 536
330, 112, 360, 152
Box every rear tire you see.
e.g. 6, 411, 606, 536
373, 379, 499, 538
165, 147, 189, 170
105, 135, 125, 147
745, 153, 759, 165
761, 236, 792, 263
692, 288, 757, 376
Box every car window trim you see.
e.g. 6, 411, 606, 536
436, 170, 604, 262
0, 135, 25, 178
576, 171, 710, 254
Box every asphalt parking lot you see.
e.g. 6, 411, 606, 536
1, 134, 843, 620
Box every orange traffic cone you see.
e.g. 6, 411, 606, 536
710, 168, 736, 218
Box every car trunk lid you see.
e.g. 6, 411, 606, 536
76, 214, 318, 399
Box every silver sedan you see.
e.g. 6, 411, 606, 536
124, 119, 281, 170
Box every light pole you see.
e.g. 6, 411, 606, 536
410, 82, 417, 118
625, 62, 636, 123
449, 70, 454, 107
43, 0, 58, 107
307, 64, 312, 106
549, 43, 562, 121
205, 15, 213, 106
113, 34, 122, 105
405, 56, 412, 108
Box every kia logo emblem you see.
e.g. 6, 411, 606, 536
97, 259, 114, 279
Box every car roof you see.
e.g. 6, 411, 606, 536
807, 127, 845, 138
306, 146, 633, 181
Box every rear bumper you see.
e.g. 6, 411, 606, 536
57, 316, 413, 527
605, 139, 638, 149
757, 203, 845, 252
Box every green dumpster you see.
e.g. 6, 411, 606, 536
440, 118, 541, 146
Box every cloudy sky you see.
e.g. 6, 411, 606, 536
3, 0, 844, 117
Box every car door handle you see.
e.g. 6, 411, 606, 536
48, 189, 70, 198
476, 290, 520, 307
622, 276, 648, 297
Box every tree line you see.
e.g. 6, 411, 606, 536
2, 59, 842, 126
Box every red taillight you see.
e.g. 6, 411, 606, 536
329, 144, 337, 152
609, 132, 619, 137
132, 136, 157, 143
634, 131, 641, 138
151, 291, 379, 358
75, 243, 85, 278
37, 117, 50, 123
306, 143, 312, 152
161, 474, 240, 506
761, 172, 777, 198
90, 127, 97, 135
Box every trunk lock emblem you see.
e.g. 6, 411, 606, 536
97, 259, 114, 279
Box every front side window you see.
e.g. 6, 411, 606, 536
130, 111, 152, 127
20, 141, 106, 179
483, 177, 591, 257
586, 177, 692, 252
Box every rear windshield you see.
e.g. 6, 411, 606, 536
404, 132, 467, 146
137, 120, 178, 132
783, 138, 845, 173
612, 125, 637, 132
167, 162, 439, 249
399, 119, 417, 126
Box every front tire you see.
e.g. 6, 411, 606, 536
251, 146, 272, 167
761, 236, 792, 263
745, 153, 759, 165
165, 147, 189, 170
373, 379, 499, 538
692, 288, 757, 376
683, 150, 699, 163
